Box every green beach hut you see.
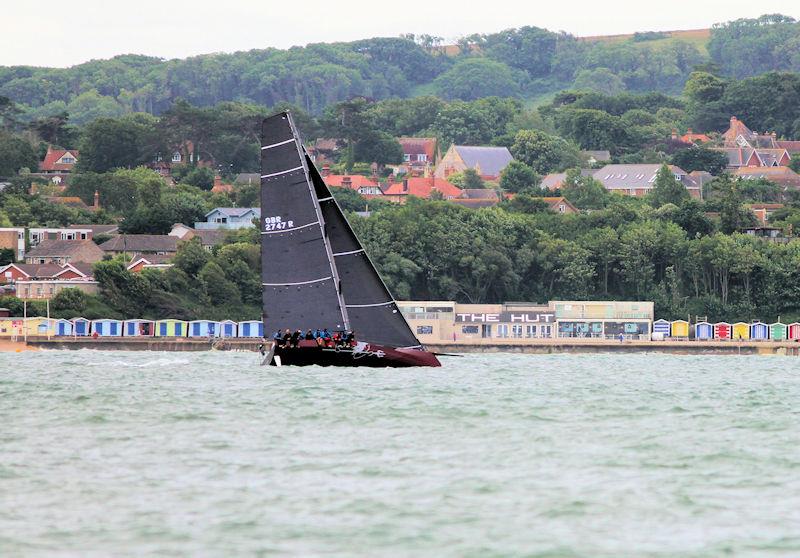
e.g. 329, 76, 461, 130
770, 322, 787, 341
155, 319, 187, 337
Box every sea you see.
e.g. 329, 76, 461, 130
1, 350, 800, 557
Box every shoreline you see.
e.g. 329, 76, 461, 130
7, 337, 800, 356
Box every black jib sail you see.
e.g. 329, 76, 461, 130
260, 111, 420, 348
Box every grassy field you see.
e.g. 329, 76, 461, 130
580, 28, 711, 55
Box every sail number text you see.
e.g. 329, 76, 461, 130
264, 215, 294, 231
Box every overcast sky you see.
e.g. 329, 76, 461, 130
3, 0, 800, 67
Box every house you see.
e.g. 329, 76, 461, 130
99, 235, 179, 257
29, 227, 93, 247
383, 177, 462, 203
435, 145, 513, 181
0, 228, 25, 261
195, 208, 260, 230
715, 116, 794, 169
581, 150, 612, 165
322, 171, 384, 197
672, 129, 711, 144
68, 224, 119, 236
742, 226, 788, 242
307, 138, 342, 164
15, 278, 99, 300
715, 147, 792, 169
211, 176, 234, 194
734, 166, 800, 189
0, 262, 94, 284
149, 140, 211, 177
747, 203, 784, 225
169, 223, 227, 251
450, 189, 502, 208
397, 137, 440, 175
592, 164, 701, 198
24, 239, 104, 265
541, 197, 579, 214
539, 170, 595, 191
36, 146, 79, 184
127, 254, 174, 273
722, 116, 780, 149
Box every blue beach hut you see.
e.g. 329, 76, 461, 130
750, 322, 769, 341
652, 319, 671, 337
54, 318, 73, 336
124, 319, 155, 337
219, 320, 237, 338
238, 320, 263, 338
694, 321, 713, 340
72, 317, 91, 336
188, 320, 221, 338
91, 319, 123, 337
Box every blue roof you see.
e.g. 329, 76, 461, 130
454, 146, 513, 177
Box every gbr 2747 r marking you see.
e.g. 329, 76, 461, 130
264, 216, 295, 231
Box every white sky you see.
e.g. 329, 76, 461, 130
2, 0, 800, 67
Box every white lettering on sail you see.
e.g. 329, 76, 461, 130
264, 215, 295, 231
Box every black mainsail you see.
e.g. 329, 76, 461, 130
260, 111, 421, 349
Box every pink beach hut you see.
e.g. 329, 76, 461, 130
788, 323, 800, 341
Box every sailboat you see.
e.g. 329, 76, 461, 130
259, 111, 441, 367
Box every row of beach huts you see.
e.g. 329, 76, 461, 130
0, 318, 264, 338
652, 319, 800, 341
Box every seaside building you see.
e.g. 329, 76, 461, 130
435, 146, 513, 181
399, 300, 654, 343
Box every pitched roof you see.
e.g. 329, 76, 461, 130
679, 130, 711, 144
593, 164, 697, 191
453, 146, 513, 177
204, 207, 260, 219
67, 224, 119, 235
0, 263, 63, 278
458, 189, 500, 200
192, 229, 227, 247
324, 175, 380, 189
127, 253, 174, 268
39, 147, 79, 172
582, 150, 611, 162
25, 239, 103, 259
734, 166, 800, 187
776, 140, 800, 154
723, 117, 756, 146
540, 173, 567, 190
384, 177, 462, 199
541, 197, 579, 213
449, 198, 499, 208
99, 234, 179, 253
398, 137, 437, 160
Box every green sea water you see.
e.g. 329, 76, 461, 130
1, 350, 800, 557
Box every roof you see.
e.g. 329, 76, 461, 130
453, 146, 513, 177
679, 129, 711, 143
384, 177, 462, 199
0, 263, 63, 278
67, 224, 119, 235
127, 253, 174, 269
776, 140, 800, 154
540, 173, 567, 190
192, 229, 227, 246
39, 147, 79, 172
593, 164, 697, 190
99, 234, 179, 253
204, 207, 260, 219
324, 175, 380, 189
25, 239, 103, 258
68, 262, 95, 276
458, 189, 500, 200
450, 198, 500, 208
734, 166, 800, 187
541, 197, 579, 213
723, 117, 756, 146
398, 137, 437, 160
311, 138, 341, 152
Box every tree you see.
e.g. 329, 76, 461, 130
648, 164, 690, 208
555, 108, 627, 151
573, 68, 626, 96
510, 130, 581, 174
499, 161, 540, 193
713, 175, 757, 234
560, 169, 609, 210
433, 58, 520, 101
671, 146, 728, 175
172, 239, 210, 278
199, 260, 241, 307
0, 132, 38, 176
50, 288, 88, 317
461, 168, 485, 189
77, 114, 162, 172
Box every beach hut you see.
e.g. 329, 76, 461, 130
124, 319, 155, 337
91, 319, 123, 337
671, 320, 690, 338
188, 320, 221, 338
652, 319, 671, 337
750, 322, 769, 341
732, 322, 750, 341
54, 319, 74, 336
155, 319, 187, 337
713, 322, 732, 340
72, 317, 91, 336
0, 318, 24, 338
24, 317, 55, 337
238, 320, 263, 338
788, 323, 800, 341
770, 322, 787, 341
219, 320, 237, 338
694, 321, 713, 340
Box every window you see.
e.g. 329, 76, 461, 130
511, 325, 523, 338
417, 154, 427, 162
497, 324, 509, 338
461, 325, 479, 334
172, 152, 182, 162
526, 325, 537, 338
559, 204, 566, 213
403, 154, 411, 162
61, 156, 75, 164
416, 325, 433, 335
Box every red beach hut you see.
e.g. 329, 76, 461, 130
713, 322, 732, 340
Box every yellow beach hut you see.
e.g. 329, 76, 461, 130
155, 319, 187, 337
23, 317, 56, 338
732, 322, 750, 340
670, 320, 689, 338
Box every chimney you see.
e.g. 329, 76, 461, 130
321, 165, 331, 177
687, 128, 693, 134
671, 128, 678, 140
402, 179, 408, 193
342, 176, 352, 189
93, 190, 100, 209
214, 175, 222, 189
731, 116, 738, 124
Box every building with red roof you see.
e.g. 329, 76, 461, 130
383, 177, 462, 203
322, 171, 383, 198
36, 146, 79, 185
396, 137, 439, 175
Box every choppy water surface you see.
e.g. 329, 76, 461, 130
2, 351, 800, 557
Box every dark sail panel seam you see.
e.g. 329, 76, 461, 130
261, 138, 295, 150
333, 249, 365, 257
263, 276, 332, 286
346, 301, 393, 308
261, 166, 304, 179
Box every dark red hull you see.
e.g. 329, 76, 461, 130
271, 340, 440, 367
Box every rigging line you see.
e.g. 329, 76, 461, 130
261, 138, 295, 150
260, 221, 319, 234
262, 276, 332, 287
333, 249, 365, 257
345, 301, 394, 308
261, 166, 304, 179
317, 196, 333, 202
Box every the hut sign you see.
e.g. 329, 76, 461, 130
456, 312, 555, 323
